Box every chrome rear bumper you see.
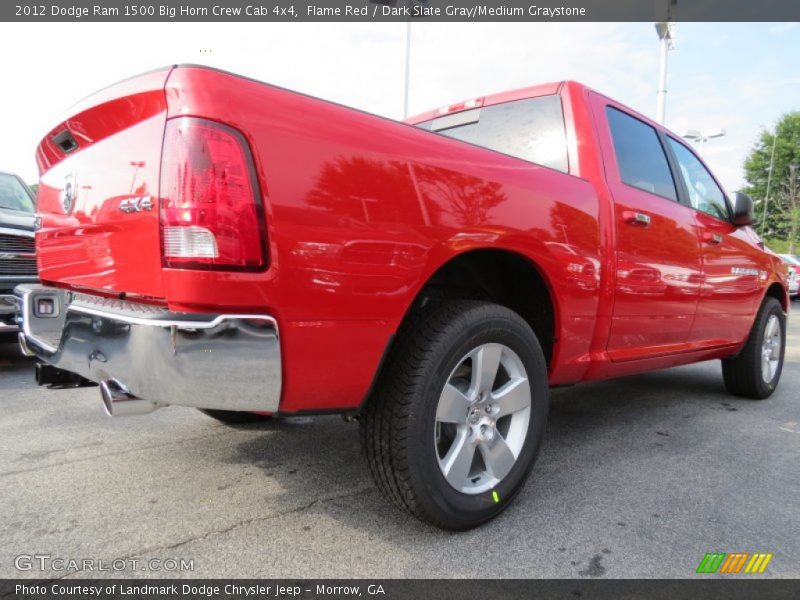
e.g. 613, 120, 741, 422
14, 284, 282, 414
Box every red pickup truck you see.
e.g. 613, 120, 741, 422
17, 65, 789, 530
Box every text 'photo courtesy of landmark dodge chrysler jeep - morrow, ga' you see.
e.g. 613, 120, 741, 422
17, 65, 789, 529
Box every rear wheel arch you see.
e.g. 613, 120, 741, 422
356, 248, 559, 415
401, 248, 558, 366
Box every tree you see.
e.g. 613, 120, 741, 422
743, 112, 800, 247
780, 164, 800, 254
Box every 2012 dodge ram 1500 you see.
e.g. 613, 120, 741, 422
16, 65, 789, 529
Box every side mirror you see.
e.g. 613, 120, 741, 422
732, 192, 754, 227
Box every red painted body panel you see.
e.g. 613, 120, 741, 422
36, 68, 171, 301
33, 66, 789, 413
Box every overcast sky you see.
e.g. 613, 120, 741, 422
1, 22, 798, 191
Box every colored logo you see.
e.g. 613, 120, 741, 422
696, 552, 773, 574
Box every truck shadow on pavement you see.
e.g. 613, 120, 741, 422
0, 341, 35, 375
0, 340, 32, 361
222, 361, 762, 537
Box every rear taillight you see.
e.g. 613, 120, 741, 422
159, 117, 267, 270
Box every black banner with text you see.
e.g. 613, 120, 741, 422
3, 0, 800, 22
3, 579, 800, 600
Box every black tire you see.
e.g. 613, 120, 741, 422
198, 409, 273, 425
360, 300, 549, 530
722, 297, 786, 399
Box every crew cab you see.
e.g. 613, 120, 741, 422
16, 66, 789, 530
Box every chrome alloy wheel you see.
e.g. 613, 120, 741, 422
434, 343, 531, 495
761, 314, 782, 383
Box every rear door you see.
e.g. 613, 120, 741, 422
591, 95, 702, 360
663, 136, 762, 345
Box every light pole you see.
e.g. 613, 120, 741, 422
370, 1, 413, 119
655, 21, 675, 125
682, 129, 725, 156
788, 164, 799, 253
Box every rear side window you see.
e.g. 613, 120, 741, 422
415, 95, 569, 173
606, 107, 677, 202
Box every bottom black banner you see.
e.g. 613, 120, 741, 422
2, 579, 800, 600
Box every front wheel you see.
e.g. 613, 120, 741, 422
722, 296, 786, 399
360, 300, 549, 530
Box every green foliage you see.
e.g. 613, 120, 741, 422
763, 237, 792, 254
744, 112, 800, 244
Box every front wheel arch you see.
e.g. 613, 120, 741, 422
722, 296, 786, 400
763, 280, 788, 312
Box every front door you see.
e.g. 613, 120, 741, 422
663, 136, 762, 346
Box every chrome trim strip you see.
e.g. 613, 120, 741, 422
68, 303, 277, 331
0, 227, 35, 238
17, 332, 35, 356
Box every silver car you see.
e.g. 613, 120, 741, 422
778, 254, 800, 299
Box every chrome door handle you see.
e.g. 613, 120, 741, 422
622, 211, 651, 226
703, 232, 723, 245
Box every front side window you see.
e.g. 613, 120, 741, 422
415, 95, 569, 173
666, 138, 730, 221
605, 107, 678, 201
0, 173, 34, 213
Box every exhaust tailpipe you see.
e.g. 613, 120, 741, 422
100, 379, 162, 417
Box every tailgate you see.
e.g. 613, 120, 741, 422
35, 67, 172, 300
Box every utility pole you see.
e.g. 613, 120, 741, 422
654, 1, 677, 125
403, 20, 411, 119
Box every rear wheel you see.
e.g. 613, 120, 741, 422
722, 297, 785, 399
360, 300, 549, 530
198, 409, 273, 425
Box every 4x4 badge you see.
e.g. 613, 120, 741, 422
119, 196, 153, 213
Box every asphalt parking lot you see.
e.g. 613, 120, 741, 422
1, 311, 798, 580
